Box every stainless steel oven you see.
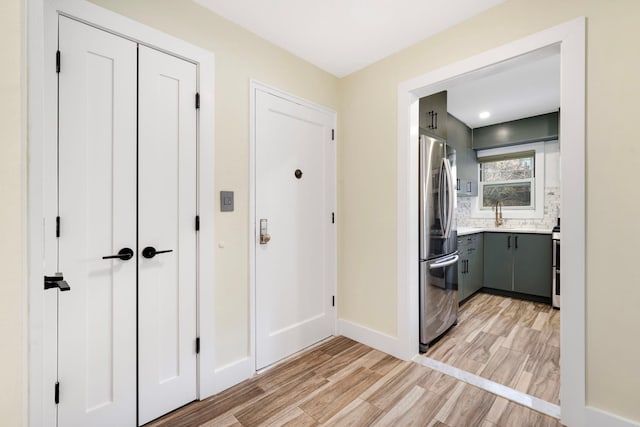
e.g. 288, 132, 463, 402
552, 221, 560, 309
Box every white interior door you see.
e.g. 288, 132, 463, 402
57, 16, 138, 427
138, 45, 198, 425
255, 89, 336, 370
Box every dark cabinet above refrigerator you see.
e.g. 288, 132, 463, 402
419, 91, 448, 139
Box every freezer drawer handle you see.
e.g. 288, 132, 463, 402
429, 254, 459, 270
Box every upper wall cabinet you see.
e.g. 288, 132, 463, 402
472, 111, 559, 150
447, 114, 477, 197
419, 91, 447, 139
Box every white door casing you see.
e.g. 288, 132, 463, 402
57, 16, 138, 426
254, 88, 336, 370
137, 44, 198, 425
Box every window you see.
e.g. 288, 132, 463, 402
479, 150, 535, 209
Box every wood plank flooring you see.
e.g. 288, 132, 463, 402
425, 293, 560, 405
146, 335, 562, 427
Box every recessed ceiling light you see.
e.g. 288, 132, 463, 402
479, 111, 491, 119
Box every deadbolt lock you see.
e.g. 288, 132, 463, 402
260, 219, 271, 244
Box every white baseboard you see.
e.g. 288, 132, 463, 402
338, 319, 404, 360
586, 406, 640, 427
200, 356, 253, 399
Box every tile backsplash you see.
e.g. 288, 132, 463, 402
457, 186, 560, 231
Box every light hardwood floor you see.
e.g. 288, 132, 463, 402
425, 293, 560, 405
146, 335, 562, 427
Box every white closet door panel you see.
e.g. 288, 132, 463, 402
57, 16, 137, 427
138, 45, 198, 425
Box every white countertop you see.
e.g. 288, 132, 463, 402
457, 226, 552, 236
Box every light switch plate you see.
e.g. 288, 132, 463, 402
220, 191, 234, 212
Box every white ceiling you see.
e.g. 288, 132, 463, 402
193, 0, 509, 77
447, 46, 560, 128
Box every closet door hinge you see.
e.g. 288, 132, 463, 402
54, 381, 60, 405
195, 215, 200, 231
195, 337, 200, 354
56, 216, 61, 238
56, 50, 60, 73
195, 92, 200, 109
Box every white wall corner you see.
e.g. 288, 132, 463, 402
338, 319, 405, 360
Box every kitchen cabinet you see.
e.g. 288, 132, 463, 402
447, 114, 478, 197
513, 234, 552, 297
458, 233, 484, 302
483, 232, 552, 298
483, 233, 513, 291
419, 91, 447, 139
472, 112, 559, 150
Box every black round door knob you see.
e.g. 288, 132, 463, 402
295, 169, 303, 179
102, 247, 134, 261
142, 246, 173, 259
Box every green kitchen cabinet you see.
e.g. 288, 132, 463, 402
458, 233, 484, 302
483, 232, 552, 298
472, 112, 559, 150
419, 91, 447, 139
466, 233, 484, 296
512, 233, 552, 297
483, 233, 513, 291
457, 237, 468, 303
447, 114, 478, 197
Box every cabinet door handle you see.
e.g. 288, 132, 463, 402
434, 112, 438, 129
457, 178, 460, 191
515, 236, 518, 249
507, 235, 511, 249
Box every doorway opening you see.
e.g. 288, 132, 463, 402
419, 45, 561, 413
396, 18, 585, 427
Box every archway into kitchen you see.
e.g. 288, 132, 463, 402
396, 19, 585, 427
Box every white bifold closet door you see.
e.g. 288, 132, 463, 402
56, 16, 197, 427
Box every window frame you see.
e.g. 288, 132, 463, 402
471, 141, 546, 220
478, 152, 536, 210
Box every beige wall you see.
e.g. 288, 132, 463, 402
0, 0, 23, 424
86, 0, 340, 367
338, 0, 640, 421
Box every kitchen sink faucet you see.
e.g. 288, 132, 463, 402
495, 201, 504, 227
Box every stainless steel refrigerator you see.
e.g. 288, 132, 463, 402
419, 134, 458, 352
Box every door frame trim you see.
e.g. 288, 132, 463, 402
27, 1, 216, 424
395, 17, 585, 427
249, 80, 338, 373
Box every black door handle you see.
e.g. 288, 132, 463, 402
507, 236, 511, 249
142, 246, 173, 259
515, 236, 519, 249
102, 247, 134, 261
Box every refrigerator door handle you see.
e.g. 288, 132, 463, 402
438, 160, 446, 238
443, 158, 455, 239
429, 254, 460, 270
